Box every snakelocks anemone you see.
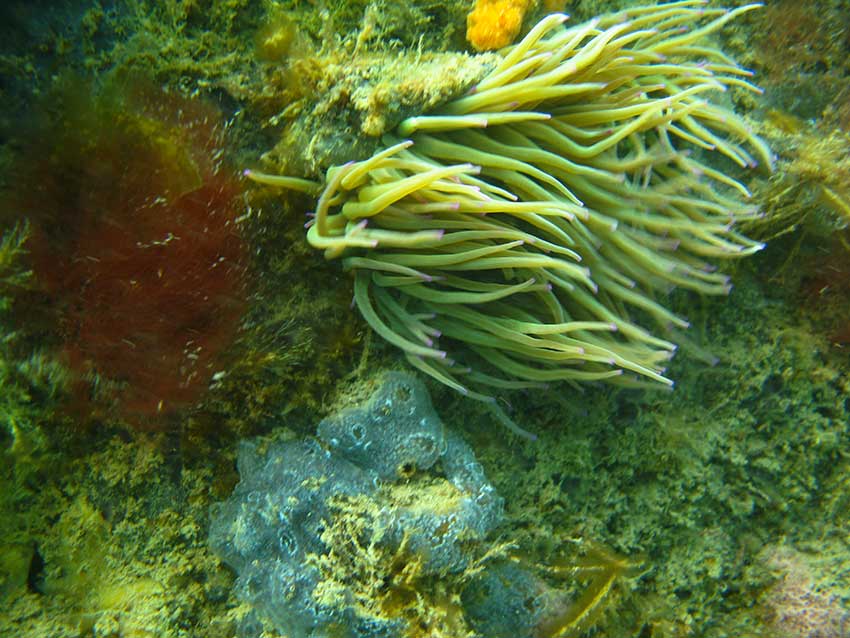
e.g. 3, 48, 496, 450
249, 1, 772, 431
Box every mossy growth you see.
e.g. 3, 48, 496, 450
306, 483, 507, 638
194, 182, 377, 437
461, 255, 849, 638
1, 429, 239, 637
257, 47, 498, 176
0, 222, 76, 633
289, 0, 473, 53
0, 222, 31, 299
743, 113, 850, 346
748, 115, 850, 243
0, 221, 70, 461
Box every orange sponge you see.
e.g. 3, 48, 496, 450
466, 0, 532, 51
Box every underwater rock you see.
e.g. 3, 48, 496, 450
263, 50, 499, 176
208, 371, 504, 637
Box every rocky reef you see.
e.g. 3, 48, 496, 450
2, 1, 850, 637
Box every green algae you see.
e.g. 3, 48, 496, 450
0, 431, 241, 637
466, 257, 850, 637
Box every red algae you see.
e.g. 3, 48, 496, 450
4, 76, 249, 427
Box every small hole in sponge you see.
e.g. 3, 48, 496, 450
394, 384, 412, 402
397, 461, 416, 478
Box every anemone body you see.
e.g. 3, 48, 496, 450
251, 1, 771, 403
